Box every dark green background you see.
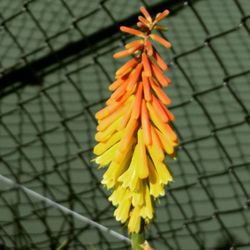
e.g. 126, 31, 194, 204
0, 0, 250, 249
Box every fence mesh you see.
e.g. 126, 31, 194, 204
0, 0, 250, 249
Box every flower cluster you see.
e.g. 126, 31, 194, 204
93, 7, 178, 233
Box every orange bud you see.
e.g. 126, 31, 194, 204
110, 80, 128, 101
113, 49, 131, 59
161, 104, 175, 121
151, 62, 171, 87
142, 52, 152, 77
145, 40, 153, 56
138, 16, 150, 27
150, 34, 171, 48
155, 9, 170, 23
132, 83, 143, 119
153, 49, 168, 71
140, 6, 152, 22
141, 99, 152, 145
151, 95, 169, 123
96, 101, 123, 120
126, 63, 143, 91
97, 103, 127, 131
119, 118, 138, 152
165, 123, 178, 142
150, 78, 171, 105
109, 78, 123, 91
142, 74, 151, 101
137, 21, 148, 30
120, 26, 145, 37
125, 39, 144, 49
114, 45, 142, 59
117, 82, 137, 104
116, 58, 139, 77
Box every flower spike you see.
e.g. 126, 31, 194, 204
93, 6, 178, 235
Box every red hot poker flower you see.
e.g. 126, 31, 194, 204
94, 6, 178, 234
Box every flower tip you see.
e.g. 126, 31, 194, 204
120, 26, 126, 31
161, 9, 170, 17
155, 9, 170, 23
120, 26, 144, 37
140, 6, 152, 22
139, 6, 146, 12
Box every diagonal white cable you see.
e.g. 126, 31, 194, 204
0, 174, 131, 244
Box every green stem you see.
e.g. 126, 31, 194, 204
131, 232, 145, 250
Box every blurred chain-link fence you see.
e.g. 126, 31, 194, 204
0, 0, 250, 249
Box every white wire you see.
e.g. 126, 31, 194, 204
0, 174, 131, 244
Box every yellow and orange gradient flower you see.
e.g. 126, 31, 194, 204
93, 7, 178, 233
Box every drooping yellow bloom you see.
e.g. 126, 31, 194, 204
93, 6, 178, 233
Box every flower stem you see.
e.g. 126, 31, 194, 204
131, 232, 145, 250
